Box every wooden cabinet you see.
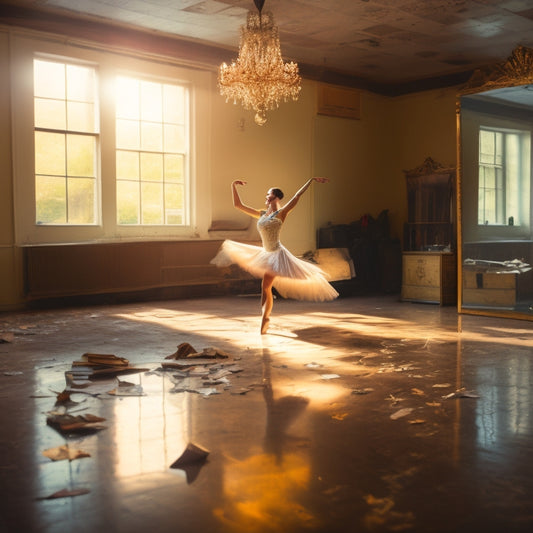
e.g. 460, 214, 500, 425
401, 158, 457, 304
403, 157, 455, 252
401, 252, 457, 305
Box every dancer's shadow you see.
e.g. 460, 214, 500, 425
261, 348, 309, 460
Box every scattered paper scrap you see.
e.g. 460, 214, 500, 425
201, 347, 231, 358
38, 488, 90, 500
305, 362, 322, 368
390, 408, 414, 420
320, 374, 340, 380
166, 343, 230, 360
432, 383, 452, 388
425, 402, 441, 407
351, 388, 374, 395
203, 376, 230, 386
188, 366, 211, 377
107, 378, 145, 396
42, 445, 90, 462
166, 342, 197, 359
411, 388, 425, 396
75, 353, 129, 367
209, 369, 232, 381
162, 358, 221, 369
171, 442, 209, 467
230, 387, 252, 395
442, 389, 479, 400
4, 371, 23, 376
387, 394, 402, 405
192, 387, 219, 397
224, 364, 243, 374
46, 413, 107, 434
52, 389, 77, 405
170, 442, 210, 484
67, 352, 148, 379
332, 413, 348, 421
170, 380, 220, 397
408, 419, 426, 425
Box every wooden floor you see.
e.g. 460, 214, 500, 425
1, 294, 532, 533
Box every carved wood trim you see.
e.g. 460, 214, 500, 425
403, 157, 455, 178
461, 45, 533, 94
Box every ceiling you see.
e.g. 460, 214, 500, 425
4, 0, 533, 93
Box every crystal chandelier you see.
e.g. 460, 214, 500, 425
218, 0, 301, 125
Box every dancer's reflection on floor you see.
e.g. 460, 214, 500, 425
261, 348, 310, 460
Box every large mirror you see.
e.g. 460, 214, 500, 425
458, 46, 533, 320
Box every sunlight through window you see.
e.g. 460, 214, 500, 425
115, 76, 189, 225
33, 58, 98, 225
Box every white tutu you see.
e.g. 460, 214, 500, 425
211, 239, 339, 302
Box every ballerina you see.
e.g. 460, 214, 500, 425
211, 177, 338, 334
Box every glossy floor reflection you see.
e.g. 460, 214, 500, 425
1, 295, 532, 533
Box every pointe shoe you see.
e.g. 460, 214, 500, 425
260, 318, 270, 335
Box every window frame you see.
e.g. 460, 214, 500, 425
33, 57, 101, 226
478, 125, 530, 228
11, 34, 211, 245
461, 106, 532, 242
114, 72, 191, 227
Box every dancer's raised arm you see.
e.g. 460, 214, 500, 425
278, 177, 329, 221
231, 180, 263, 218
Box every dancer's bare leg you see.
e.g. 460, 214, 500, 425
261, 273, 275, 334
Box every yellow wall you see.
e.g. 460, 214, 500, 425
312, 87, 458, 243
0, 27, 461, 310
210, 78, 317, 254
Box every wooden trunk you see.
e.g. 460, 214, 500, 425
401, 252, 457, 305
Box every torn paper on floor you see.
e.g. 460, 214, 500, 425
390, 408, 414, 420
42, 445, 91, 462
442, 389, 480, 400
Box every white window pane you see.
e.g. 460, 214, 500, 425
117, 150, 139, 180
164, 154, 183, 183
163, 84, 185, 124
34, 60, 65, 99
67, 101, 97, 133
141, 81, 162, 122
67, 134, 95, 177
141, 182, 163, 224
117, 180, 140, 224
164, 124, 185, 153
116, 77, 140, 120
36, 175, 66, 224
141, 122, 163, 152
34, 98, 66, 130
35, 131, 65, 176
67, 64, 95, 103
116, 119, 140, 150
165, 183, 183, 211
140, 152, 163, 181
68, 177, 96, 224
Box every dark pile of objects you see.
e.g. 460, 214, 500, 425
317, 209, 401, 295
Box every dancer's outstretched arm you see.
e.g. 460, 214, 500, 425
278, 177, 329, 221
231, 180, 263, 219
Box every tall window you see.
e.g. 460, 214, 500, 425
115, 76, 188, 225
33, 59, 98, 225
478, 127, 530, 226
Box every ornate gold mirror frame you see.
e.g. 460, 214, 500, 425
457, 45, 533, 320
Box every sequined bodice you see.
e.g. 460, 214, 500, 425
257, 211, 282, 252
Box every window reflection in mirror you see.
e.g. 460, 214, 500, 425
460, 84, 533, 318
